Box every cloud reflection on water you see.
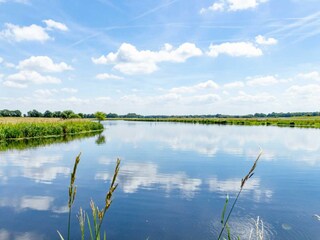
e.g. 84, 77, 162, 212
0, 152, 70, 183
105, 122, 320, 165
0, 229, 44, 240
96, 161, 202, 198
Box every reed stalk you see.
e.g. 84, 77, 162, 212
218, 150, 263, 240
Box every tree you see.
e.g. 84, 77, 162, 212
43, 110, 53, 118
27, 109, 42, 117
61, 110, 75, 119
94, 111, 106, 123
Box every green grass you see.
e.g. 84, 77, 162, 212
117, 116, 320, 128
0, 118, 103, 141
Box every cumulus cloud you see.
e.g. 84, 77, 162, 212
96, 73, 124, 80
0, 20, 68, 42
223, 81, 245, 89
92, 42, 202, 74
285, 84, 320, 97
231, 91, 276, 103
246, 75, 279, 86
0, 23, 50, 42
169, 80, 219, 94
18, 56, 73, 72
207, 42, 263, 57
3, 70, 61, 88
255, 35, 278, 45
200, 0, 268, 13
297, 71, 320, 81
43, 19, 68, 31
61, 87, 78, 93
33, 89, 58, 97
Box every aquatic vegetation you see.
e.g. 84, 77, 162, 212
218, 150, 263, 240
0, 118, 103, 141
58, 154, 121, 240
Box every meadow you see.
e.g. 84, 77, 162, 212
0, 117, 103, 141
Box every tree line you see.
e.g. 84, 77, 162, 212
1, 109, 320, 119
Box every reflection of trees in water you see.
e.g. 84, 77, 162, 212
0, 131, 101, 152
95, 134, 106, 145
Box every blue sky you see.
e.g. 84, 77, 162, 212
0, 0, 320, 115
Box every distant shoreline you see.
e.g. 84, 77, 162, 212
112, 116, 320, 128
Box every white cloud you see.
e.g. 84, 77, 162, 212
200, 0, 268, 13
92, 42, 202, 74
169, 80, 219, 94
190, 94, 221, 104
43, 19, 68, 31
0, 23, 50, 42
223, 81, 245, 89
246, 75, 279, 86
61, 87, 78, 93
255, 35, 278, 45
62, 97, 89, 105
207, 42, 263, 57
4, 62, 15, 68
297, 71, 320, 81
0, 57, 3, 64
231, 91, 276, 103
4, 70, 61, 88
286, 84, 320, 97
33, 89, 58, 97
0, 20, 68, 42
96, 73, 124, 80
200, 2, 224, 13
18, 56, 73, 73
2, 80, 26, 88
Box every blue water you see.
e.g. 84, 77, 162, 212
0, 121, 319, 239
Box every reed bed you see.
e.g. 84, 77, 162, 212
0, 118, 103, 141
58, 154, 121, 240
121, 116, 320, 128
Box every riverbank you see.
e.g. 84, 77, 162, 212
116, 116, 320, 128
0, 117, 103, 141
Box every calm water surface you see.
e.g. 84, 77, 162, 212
0, 121, 319, 239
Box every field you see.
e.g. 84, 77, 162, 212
120, 116, 320, 128
0, 117, 103, 141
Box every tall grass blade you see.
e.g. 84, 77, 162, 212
221, 194, 229, 224
217, 150, 262, 240
67, 153, 81, 240
57, 230, 65, 240
87, 214, 94, 240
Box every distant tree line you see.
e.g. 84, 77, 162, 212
25, 109, 97, 119
0, 109, 22, 117
1, 109, 320, 119
106, 111, 320, 119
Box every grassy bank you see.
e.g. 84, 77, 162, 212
0, 117, 103, 141
118, 116, 320, 128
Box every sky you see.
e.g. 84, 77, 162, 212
0, 0, 320, 115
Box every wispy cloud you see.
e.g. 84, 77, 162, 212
267, 11, 320, 42
132, 0, 179, 21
